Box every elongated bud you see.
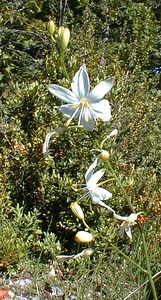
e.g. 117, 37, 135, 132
47, 20, 56, 35
75, 231, 93, 243
82, 248, 93, 256
108, 129, 118, 138
100, 150, 110, 161
58, 26, 70, 50
43, 127, 65, 158
70, 202, 84, 220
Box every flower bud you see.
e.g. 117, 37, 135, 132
43, 127, 65, 158
58, 26, 70, 50
82, 248, 93, 256
75, 231, 93, 243
47, 20, 56, 35
70, 202, 84, 220
100, 150, 110, 161
108, 129, 118, 138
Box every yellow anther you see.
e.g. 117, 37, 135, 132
84, 116, 89, 122
79, 98, 90, 108
72, 103, 79, 109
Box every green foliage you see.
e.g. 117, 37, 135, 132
0, 204, 60, 268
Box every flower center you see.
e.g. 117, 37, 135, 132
72, 98, 90, 109
70, 98, 90, 124
79, 98, 90, 108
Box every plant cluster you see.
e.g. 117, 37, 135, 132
0, 0, 161, 298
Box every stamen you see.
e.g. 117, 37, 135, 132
78, 105, 84, 126
79, 98, 90, 108
84, 112, 89, 122
79, 190, 90, 201
68, 98, 90, 127
66, 106, 80, 127
72, 103, 79, 109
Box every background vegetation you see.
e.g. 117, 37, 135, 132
0, 0, 161, 299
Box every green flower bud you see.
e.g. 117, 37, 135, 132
70, 202, 84, 220
75, 231, 93, 243
100, 150, 110, 161
58, 26, 70, 50
47, 20, 56, 35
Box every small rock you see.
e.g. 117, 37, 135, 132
45, 283, 64, 297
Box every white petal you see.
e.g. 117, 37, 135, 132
90, 99, 111, 121
58, 104, 79, 118
85, 158, 98, 183
88, 79, 113, 103
94, 199, 115, 212
91, 195, 101, 205
128, 213, 138, 222
48, 85, 77, 103
80, 109, 95, 131
113, 212, 129, 221
87, 169, 105, 187
71, 65, 90, 99
125, 225, 132, 239
91, 190, 112, 205
91, 186, 112, 200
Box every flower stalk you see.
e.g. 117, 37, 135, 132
105, 160, 134, 212
109, 242, 148, 274
141, 228, 158, 300
60, 51, 69, 80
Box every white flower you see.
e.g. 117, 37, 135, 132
82, 158, 113, 209
48, 65, 113, 131
113, 212, 140, 239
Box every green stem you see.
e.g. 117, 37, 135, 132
97, 178, 115, 186
60, 52, 69, 80
105, 160, 134, 212
141, 229, 158, 300
82, 218, 90, 230
110, 242, 148, 274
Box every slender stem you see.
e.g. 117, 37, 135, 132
60, 52, 69, 80
82, 218, 90, 230
105, 161, 134, 212
97, 178, 115, 186
59, 0, 63, 26
123, 271, 161, 300
109, 243, 148, 274
141, 229, 158, 300
100, 136, 110, 149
